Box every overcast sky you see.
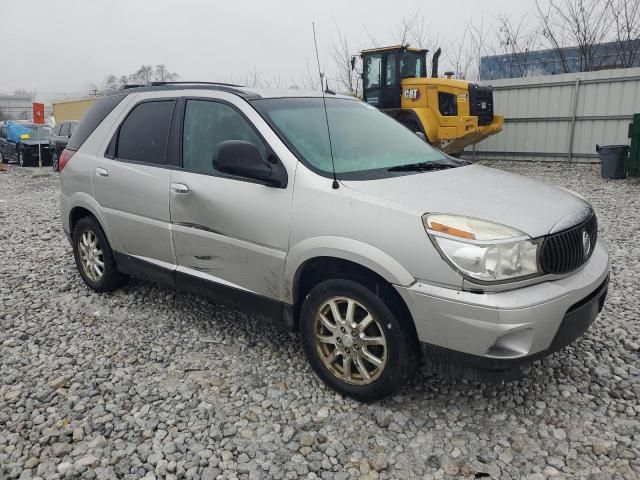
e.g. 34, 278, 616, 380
0, 0, 534, 98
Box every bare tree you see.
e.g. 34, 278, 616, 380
299, 59, 320, 91
245, 66, 263, 88
494, 14, 540, 77
466, 15, 496, 80
129, 65, 154, 85
154, 64, 180, 82
443, 28, 475, 79
608, 0, 640, 67
330, 24, 358, 94
394, 10, 421, 46
536, 0, 613, 72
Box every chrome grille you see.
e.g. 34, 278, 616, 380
539, 214, 598, 275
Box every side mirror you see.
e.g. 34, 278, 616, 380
415, 131, 427, 142
214, 140, 287, 188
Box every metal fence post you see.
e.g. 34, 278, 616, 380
567, 78, 580, 163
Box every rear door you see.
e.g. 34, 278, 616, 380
168, 94, 293, 301
92, 96, 177, 268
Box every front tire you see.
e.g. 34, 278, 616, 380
72, 216, 127, 292
300, 279, 419, 402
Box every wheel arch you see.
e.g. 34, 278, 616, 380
285, 237, 417, 334
67, 194, 113, 247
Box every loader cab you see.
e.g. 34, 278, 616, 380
361, 46, 427, 109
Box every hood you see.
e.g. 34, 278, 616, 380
342, 164, 590, 238
21, 139, 49, 147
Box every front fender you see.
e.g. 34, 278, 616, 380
284, 236, 415, 303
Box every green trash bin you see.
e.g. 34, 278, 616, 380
629, 113, 640, 177
596, 144, 629, 179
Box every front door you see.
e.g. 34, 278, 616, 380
92, 98, 176, 267
169, 96, 292, 301
380, 52, 401, 109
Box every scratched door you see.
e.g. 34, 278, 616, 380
168, 97, 292, 301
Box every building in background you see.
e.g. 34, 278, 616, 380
0, 92, 33, 121
52, 98, 96, 123
480, 39, 640, 81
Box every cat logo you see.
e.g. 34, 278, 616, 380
403, 88, 421, 101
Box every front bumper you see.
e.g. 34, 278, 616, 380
395, 242, 610, 376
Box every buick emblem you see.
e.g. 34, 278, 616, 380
582, 230, 591, 258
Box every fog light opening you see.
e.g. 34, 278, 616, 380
486, 328, 534, 359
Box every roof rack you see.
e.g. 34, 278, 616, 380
122, 84, 146, 89
149, 81, 242, 87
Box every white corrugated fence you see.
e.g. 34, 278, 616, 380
465, 67, 640, 162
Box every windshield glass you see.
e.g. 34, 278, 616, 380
401, 52, 424, 78
252, 97, 448, 178
23, 126, 52, 140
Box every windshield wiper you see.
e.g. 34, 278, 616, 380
387, 161, 458, 172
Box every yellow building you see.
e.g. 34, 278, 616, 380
52, 98, 96, 123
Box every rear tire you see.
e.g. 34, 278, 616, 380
300, 278, 419, 402
72, 216, 127, 292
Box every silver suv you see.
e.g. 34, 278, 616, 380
60, 83, 609, 401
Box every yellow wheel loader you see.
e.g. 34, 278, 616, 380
358, 45, 504, 156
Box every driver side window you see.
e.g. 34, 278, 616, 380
182, 100, 266, 175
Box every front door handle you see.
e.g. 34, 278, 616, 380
171, 183, 190, 194
96, 167, 109, 177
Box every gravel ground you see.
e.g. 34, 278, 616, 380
1, 161, 639, 480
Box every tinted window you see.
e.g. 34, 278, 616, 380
385, 53, 397, 86
182, 100, 266, 174
438, 92, 458, 116
60, 123, 71, 136
67, 94, 126, 151
116, 100, 175, 164
364, 54, 382, 90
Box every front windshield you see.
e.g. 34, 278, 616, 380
252, 97, 447, 177
24, 126, 52, 140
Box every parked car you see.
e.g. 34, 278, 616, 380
0, 121, 53, 167
59, 84, 610, 401
50, 120, 79, 171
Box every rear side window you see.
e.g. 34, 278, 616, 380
116, 100, 175, 165
60, 123, 71, 136
67, 94, 126, 151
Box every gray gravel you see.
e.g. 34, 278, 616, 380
1, 161, 639, 480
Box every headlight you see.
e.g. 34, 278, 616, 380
423, 214, 539, 283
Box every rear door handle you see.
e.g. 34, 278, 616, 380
171, 183, 190, 194
95, 167, 109, 177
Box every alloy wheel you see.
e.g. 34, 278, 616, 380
78, 230, 104, 282
313, 296, 388, 385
